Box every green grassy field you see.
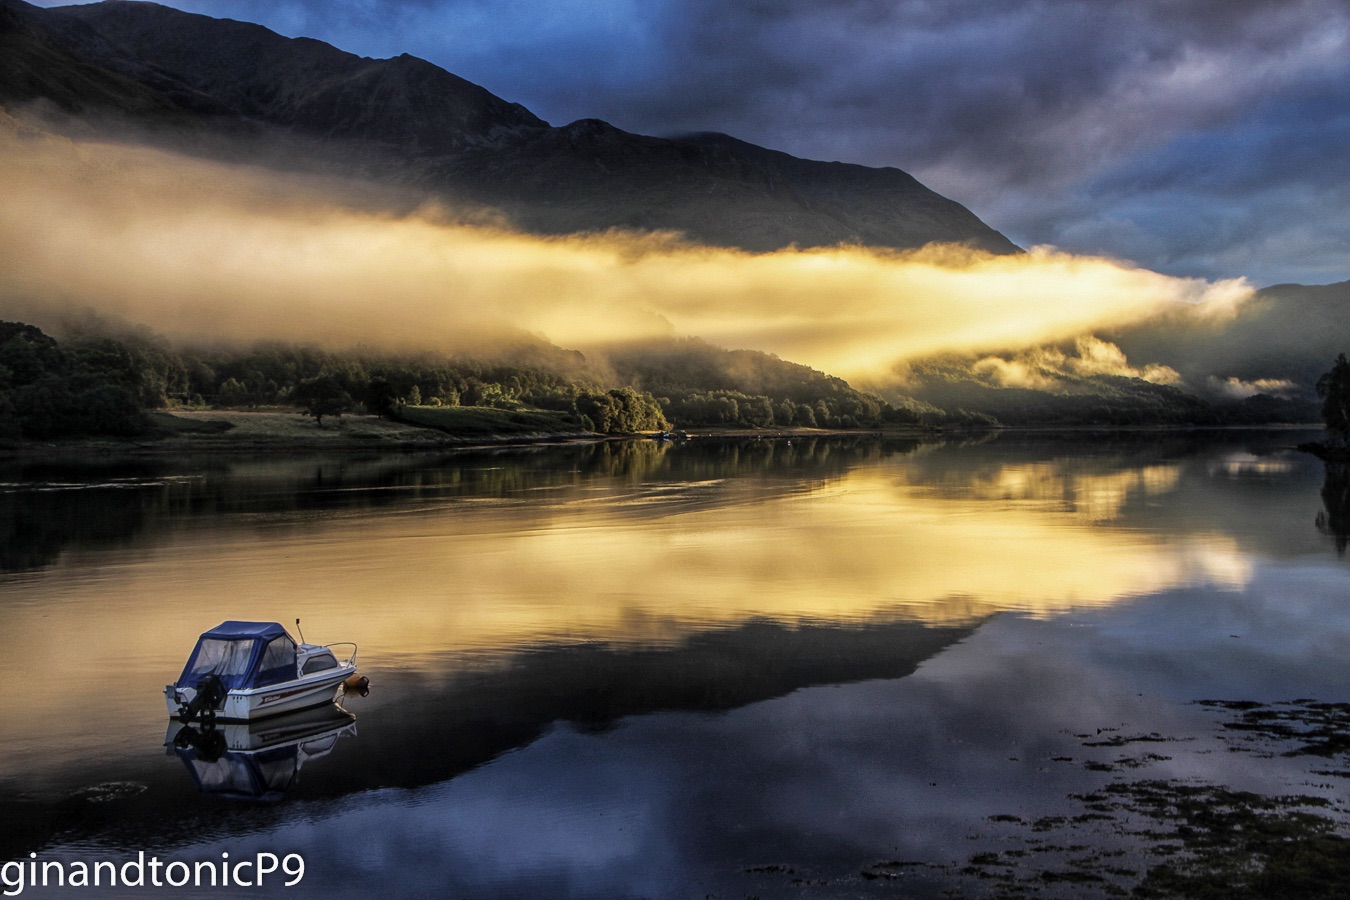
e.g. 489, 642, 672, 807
148, 410, 453, 445
395, 405, 587, 438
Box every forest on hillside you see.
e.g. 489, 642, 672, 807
0, 322, 914, 439
894, 353, 1320, 428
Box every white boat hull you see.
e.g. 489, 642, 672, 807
166, 704, 358, 753
165, 663, 356, 722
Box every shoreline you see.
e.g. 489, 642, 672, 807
0, 408, 1325, 460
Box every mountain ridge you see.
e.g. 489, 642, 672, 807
0, 0, 1019, 254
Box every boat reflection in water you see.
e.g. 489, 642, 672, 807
165, 704, 358, 801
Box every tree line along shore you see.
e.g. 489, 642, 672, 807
0, 319, 1341, 452
0, 320, 919, 449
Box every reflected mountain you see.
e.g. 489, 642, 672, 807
1317, 462, 1349, 556
0, 614, 972, 859
346, 616, 976, 792
167, 705, 358, 801
193, 615, 977, 793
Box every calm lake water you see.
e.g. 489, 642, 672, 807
0, 432, 1347, 897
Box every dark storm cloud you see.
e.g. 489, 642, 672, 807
1042, 80, 1350, 283
32, 0, 1350, 283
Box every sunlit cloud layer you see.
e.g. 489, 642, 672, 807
0, 125, 1252, 379
962, 337, 1183, 392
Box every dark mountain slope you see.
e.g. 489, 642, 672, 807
431, 122, 1014, 250
677, 131, 1001, 250
1107, 279, 1350, 388
887, 281, 1350, 426
37, 0, 546, 146
0, 0, 1018, 254
0, 0, 182, 118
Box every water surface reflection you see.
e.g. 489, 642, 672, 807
1318, 461, 1349, 555
168, 706, 358, 801
0, 431, 1344, 896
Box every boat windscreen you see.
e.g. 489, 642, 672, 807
186, 638, 255, 682
256, 636, 297, 687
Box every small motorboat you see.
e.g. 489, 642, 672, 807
165, 620, 358, 722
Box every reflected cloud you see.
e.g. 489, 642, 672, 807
958, 461, 1182, 522
1209, 451, 1297, 478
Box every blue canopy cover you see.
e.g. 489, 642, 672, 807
177, 621, 297, 691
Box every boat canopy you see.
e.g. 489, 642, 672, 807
176, 621, 297, 691
180, 745, 299, 801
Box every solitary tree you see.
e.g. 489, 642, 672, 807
293, 373, 352, 427
363, 377, 398, 418
1316, 353, 1350, 448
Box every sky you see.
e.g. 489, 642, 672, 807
32, 0, 1350, 286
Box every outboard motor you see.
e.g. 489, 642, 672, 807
179, 674, 227, 723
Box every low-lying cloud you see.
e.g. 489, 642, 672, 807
1207, 375, 1299, 400
0, 120, 1254, 379
970, 337, 1183, 392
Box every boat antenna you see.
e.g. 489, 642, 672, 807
296, 617, 306, 643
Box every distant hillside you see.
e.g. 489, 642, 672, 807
606, 338, 862, 404
1106, 280, 1350, 389
895, 360, 1316, 428
0, 0, 1018, 254
604, 338, 911, 428
881, 281, 1350, 428
0, 319, 917, 439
